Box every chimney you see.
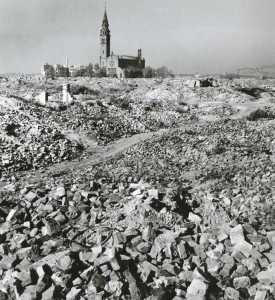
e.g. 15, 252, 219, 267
138, 49, 142, 58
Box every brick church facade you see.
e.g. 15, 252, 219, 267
99, 9, 145, 78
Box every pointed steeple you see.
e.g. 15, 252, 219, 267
100, 1, 111, 61
102, 10, 108, 25
101, 4, 110, 35
102, 1, 109, 28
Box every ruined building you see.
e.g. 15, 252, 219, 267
99, 9, 145, 78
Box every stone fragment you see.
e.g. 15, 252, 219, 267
232, 240, 252, 258
72, 277, 82, 286
142, 224, 154, 241
5, 209, 17, 222
80, 266, 93, 282
257, 265, 275, 284
110, 258, 120, 271
232, 264, 248, 277
41, 284, 55, 300
14, 270, 32, 287
242, 258, 257, 272
186, 278, 207, 300
66, 287, 81, 300
217, 231, 228, 242
55, 186, 66, 198
54, 213, 66, 224
91, 273, 106, 289
136, 242, 151, 254
16, 247, 32, 261
19, 285, 37, 300
0, 222, 11, 235
24, 191, 37, 202
139, 261, 158, 282
0, 255, 17, 269
258, 242, 271, 252
266, 250, 275, 262
247, 234, 263, 244
105, 280, 123, 295
267, 231, 275, 248
132, 189, 141, 196
206, 258, 220, 274
57, 255, 73, 271
178, 270, 193, 282
233, 276, 250, 289
148, 189, 158, 199
254, 290, 267, 300
177, 241, 187, 259
224, 287, 240, 300
32, 250, 70, 270
29, 228, 38, 237
73, 191, 82, 203
258, 257, 270, 268
188, 212, 202, 224
161, 263, 176, 276
230, 225, 244, 245
243, 224, 256, 234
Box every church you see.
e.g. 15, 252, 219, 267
99, 8, 145, 78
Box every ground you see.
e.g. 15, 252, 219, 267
0, 76, 274, 299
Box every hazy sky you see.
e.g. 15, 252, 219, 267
1, 0, 275, 74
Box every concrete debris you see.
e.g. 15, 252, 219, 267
0, 77, 274, 299
35, 91, 48, 106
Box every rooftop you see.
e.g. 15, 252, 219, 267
118, 55, 139, 60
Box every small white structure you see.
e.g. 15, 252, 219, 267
62, 84, 74, 105
36, 91, 48, 106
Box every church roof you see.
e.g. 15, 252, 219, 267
119, 55, 139, 60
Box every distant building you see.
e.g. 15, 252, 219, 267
41, 63, 93, 78
41, 63, 69, 78
41, 63, 55, 79
99, 9, 145, 78
41, 7, 145, 79
54, 64, 69, 77
69, 65, 90, 77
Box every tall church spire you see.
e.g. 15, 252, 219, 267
99, 2, 111, 66
102, 1, 109, 30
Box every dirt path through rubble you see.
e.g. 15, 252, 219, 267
2, 94, 274, 188
15, 128, 168, 186
11, 120, 201, 186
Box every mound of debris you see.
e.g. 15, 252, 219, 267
0, 107, 83, 178
0, 77, 274, 299
0, 174, 275, 299
0, 126, 83, 178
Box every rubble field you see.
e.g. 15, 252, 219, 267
0, 76, 275, 299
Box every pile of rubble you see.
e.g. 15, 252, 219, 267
0, 175, 274, 299
0, 77, 274, 299
115, 119, 274, 228
1, 77, 253, 145
0, 106, 83, 178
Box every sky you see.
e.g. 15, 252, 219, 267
1, 0, 275, 74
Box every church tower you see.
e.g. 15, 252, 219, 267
99, 8, 111, 68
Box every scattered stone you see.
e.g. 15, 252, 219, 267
224, 287, 240, 300
186, 278, 207, 300
24, 191, 37, 202
55, 186, 66, 198
254, 290, 267, 300
233, 276, 251, 289
66, 287, 81, 300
